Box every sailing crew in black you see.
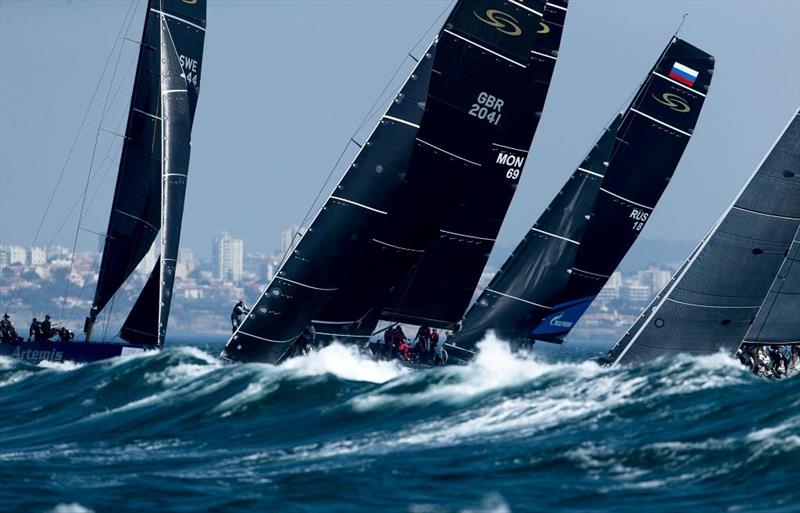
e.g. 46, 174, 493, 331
1, 314, 21, 343
29, 318, 43, 342
231, 300, 249, 333
58, 326, 74, 342
414, 326, 431, 361
41, 315, 54, 340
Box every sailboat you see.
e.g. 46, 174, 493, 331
446, 36, 715, 356
222, 0, 560, 364
604, 108, 800, 366
0, 0, 206, 364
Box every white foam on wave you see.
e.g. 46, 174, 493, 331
83, 347, 233, 421
654, 350, 748, 394
746, 414, 800, 454
407, 493, 511, 513
46, 504, 95, 513
0, 356, 35, 388
281, 342, 408, 384
37, 359, 84, 371
259, 336, 635, 461
212, 379, 280, 417
0, 355, 17, 370
351, 333, 606, 411
144, 346, 222, 387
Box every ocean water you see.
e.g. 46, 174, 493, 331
1, 336, 798, 513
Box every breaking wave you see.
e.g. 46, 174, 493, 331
1, 336, 798, 513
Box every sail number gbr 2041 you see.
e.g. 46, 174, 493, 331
469, 92, 503, 126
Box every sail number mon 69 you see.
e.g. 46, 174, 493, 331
469, 92, 503, 126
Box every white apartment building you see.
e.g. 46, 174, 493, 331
213, 232, 244, 282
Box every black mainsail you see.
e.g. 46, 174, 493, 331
308, 0, 555, 341
86, 0, 206, 346
375, 0, 569, 330
450, 37, 714, 351
222, 0, 550, 363
606, 109, 800, 365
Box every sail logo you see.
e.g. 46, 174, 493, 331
179, 55, 200, 86
549, 313, 573, 328
653, 92, 690, 113
538, 22, 550, 34
182, 0, 198, 4
474, 9, 522, 36
496, 152, 525, 168
497, 151, 525, 180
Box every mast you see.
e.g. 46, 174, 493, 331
450, 37, 715, 351
85, 0, 206, 342
607, 108, 800, 365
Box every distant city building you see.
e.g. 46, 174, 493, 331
27, 247, 46, 266
46, 245, 72, 261
176, 248, 197, 279
596, 285, 620, 302
212, 232, 244, 282
636, 266, 671, 292
626, 284, 652, 302
8, 246, 26, 265
607, 271, 623, 289
280, 225, 306, 256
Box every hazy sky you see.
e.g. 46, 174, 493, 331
1, 0, 798, 260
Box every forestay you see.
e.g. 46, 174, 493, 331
607, 109, 800, 365
450, 37, 714, 351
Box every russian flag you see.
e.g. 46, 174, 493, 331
668, 61, 699, 87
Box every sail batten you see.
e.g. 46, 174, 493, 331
375, 0, 569, 328
450, 37, 714, 350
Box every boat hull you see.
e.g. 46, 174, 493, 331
0, 341, 153, 364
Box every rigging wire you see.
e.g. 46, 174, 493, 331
45, 54, 138, 249
60, 0, 140, 323
3, 0, 139, 316
276, 0, 455, 270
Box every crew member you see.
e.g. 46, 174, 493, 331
41, 315, 54, 341
230, 299, 249, 333
29, 317, 42, 342
58, 326, 74, 342
297, 325, 316, 355
414, 325, 431, 361
1, 314, 21, 343
429, 328, 440, 361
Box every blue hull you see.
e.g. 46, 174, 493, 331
0, 340, 154, 364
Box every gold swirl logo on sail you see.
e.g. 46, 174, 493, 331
182, 0, 197, 4
653, 92, 690, 113
474, 9, 522, 36
538, 22, 550, 34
